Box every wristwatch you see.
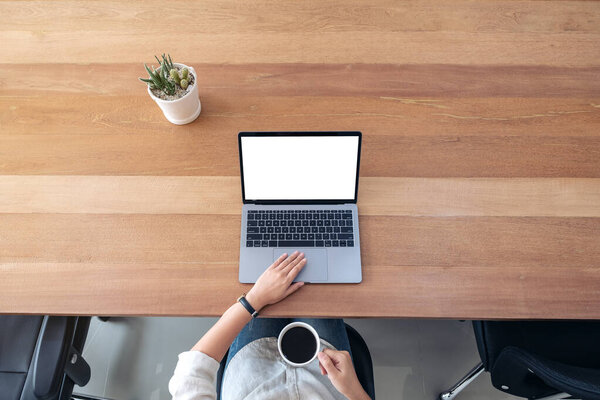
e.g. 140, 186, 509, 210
237, 294, 259, 318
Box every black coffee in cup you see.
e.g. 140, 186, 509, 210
281, 326, 318, 364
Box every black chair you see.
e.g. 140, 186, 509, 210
0, 315, 93, 400
439, 321, 600, 400
216, 322, 375, 399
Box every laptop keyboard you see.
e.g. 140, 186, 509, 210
245, 210, 355, 248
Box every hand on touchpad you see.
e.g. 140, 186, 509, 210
273, 248, 328, 282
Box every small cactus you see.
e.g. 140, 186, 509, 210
139, 54, 192, 96
170, 69, 181, 84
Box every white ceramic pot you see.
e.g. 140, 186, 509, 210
147, 63, 201, 125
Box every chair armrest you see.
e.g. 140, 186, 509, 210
32, 317, 91, 398
472, 321, 490, 370
492, 346, 600, 400
345, 323, 376, 400
33, 317, 70, 398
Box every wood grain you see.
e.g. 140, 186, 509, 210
1, 263, 599, 319
3, 64, 600, 98
3, 131, 599, 177
3, 0, 599, 34
2, 176, 600, 217
0, 0, 600, 66
2, 214, 599, 270
3, 95, 599, 137
1, 0, 599, 318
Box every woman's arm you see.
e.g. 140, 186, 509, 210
190, 251, 307, 362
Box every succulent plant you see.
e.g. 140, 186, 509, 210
139, 54, 191, 96
169, 69, 181, 84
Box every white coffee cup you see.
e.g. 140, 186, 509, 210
277, 322, 320, 367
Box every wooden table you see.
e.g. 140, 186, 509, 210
1, 0, 599, 319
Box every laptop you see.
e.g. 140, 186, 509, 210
238, 131, 363, 283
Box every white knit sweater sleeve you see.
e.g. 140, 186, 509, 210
169, 351, 220, 400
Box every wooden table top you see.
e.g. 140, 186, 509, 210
1, 0, 600, 319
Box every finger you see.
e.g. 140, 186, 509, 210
269, 252, 287, 269
282, 252, 304, 273
323, 348, 349, 368
322, 348, 343, 360
283, 281, 304, 297
319, 362, 327, 375
278, 251, 299, 270
287, 258, 307, 281
317, 352, 340, 377
276, 251, 299, 270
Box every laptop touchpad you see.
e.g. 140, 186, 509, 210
273, 248, 328, 282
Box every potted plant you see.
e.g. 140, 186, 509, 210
139, 54, 201, 125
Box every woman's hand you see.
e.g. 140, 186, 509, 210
318, 349, 371, 400
245, 251, 307, 311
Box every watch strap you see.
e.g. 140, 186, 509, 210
238, 294, 258, 318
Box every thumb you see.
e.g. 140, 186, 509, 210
318, 351, 339, 377
284, 281, 304, 297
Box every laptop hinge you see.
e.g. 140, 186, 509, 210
245, 201, 354, 206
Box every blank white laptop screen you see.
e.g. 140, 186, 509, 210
241, 135, 360, 201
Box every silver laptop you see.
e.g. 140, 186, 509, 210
238, 131, 362, 283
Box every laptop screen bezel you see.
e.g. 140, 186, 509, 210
238, 131, 362, 205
